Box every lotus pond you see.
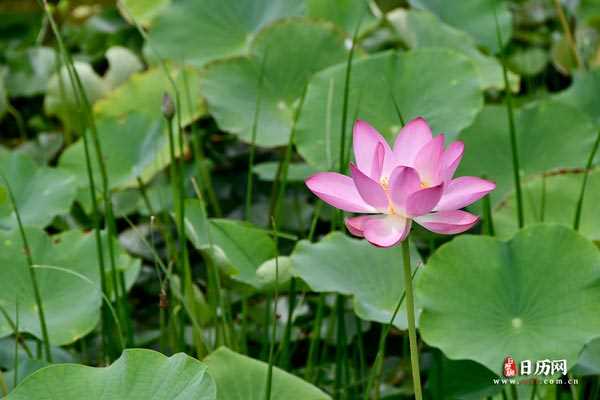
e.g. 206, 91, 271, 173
1, 0, 600, 399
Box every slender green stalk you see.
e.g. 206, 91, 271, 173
363, 268, 418, 400
279, 277, 297, 369
353, 314, 366, 395
529, 381, 537, 400
264, 218, 280, 400
0, 173, 52, 362
334, 295, 348, 400
0, 368, 7, 397
402, 240, 422, 400
14, 303, 19, 387
245, 50, 269, 221
494, 10, 524, 229
306, 293, 326, 382
483, 192, 495, 236
552, 0, 582, 69
38, 0, 110, 358
0, 304, 33, 359
574, 131, 600, 230
338, 20, 361, 173
271, 86, 308, 221
182, 70, 221, 217
191, 178, 232, 350
510, 383, 519, 400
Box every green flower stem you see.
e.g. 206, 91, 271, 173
402, 239, 422, 400
494, 9, 524, 229
334, 295, 348, 400
264, 218, 280, 400
573, 130, 600, 230
0, 173, 52, 362
363, 268, 416, 400
0, 368, 7, 397
279, 277, 297, 369
305, 293, 326, 382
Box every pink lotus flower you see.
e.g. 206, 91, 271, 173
305, 118, 495, 247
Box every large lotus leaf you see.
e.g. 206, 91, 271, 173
555, 70, 600, 126
0, 228, 140, 346
204, 347, 329, 400
201, 19, 348, 147
290, 232, 421, 329
296, 49, 483, 170
5, 46, 57, 97
145, 0, 304, 67
6, 349, 216, 400
59, 113, 171, 191
426, 350, 502, 399
573, 338, 600, 376
408, 0, 512, 53
0, 150, 76, 230
118, 0, 171, 27
493, 169, 600, 241
417, 224, 600, 376
185, 199, 276, 288
94, 66, 205, 125
388, 9, 518, 91
306, 0, 375, 35
458, 102, 598, 204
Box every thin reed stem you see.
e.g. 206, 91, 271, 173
264, 217, 280, 400
573, 130, 600, 230
494, 9, 524, 229
0, 173, 52, 362
402, 239, 422, 400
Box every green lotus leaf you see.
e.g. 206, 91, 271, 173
427, 350, 502, 399
6, 349, 216, 400
417, 224, 600, 376
118, 0, 171, 27
388, 8, 519, 91
0, 150, 76, 230
204, 346, 329, 400
296, 49, 483, 170
59, 113, 171, 191
493, 169, 600, 242
458, 102, 598, 203
185, 199, 276, 288
408, 0, 512, 53
5, 46, 57, 97
290, 232, 421, 329
306, 0, 375, 35
573, 338, 600, 376
0, 228, 140, 346
201, 19, 348, 147
145, 0, 304, 67
94, 66, 205, 125
555, 69, 600, 126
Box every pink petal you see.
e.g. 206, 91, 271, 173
415, 210, 479, 235
440, 141, 464, 182
364, 215, 411, 247
405, 183, 444, 217
370, 142, 385, 181
393, 117, 433, 166
345, 215, 371, 237
353, 120, 392, 180
434, 177, 496, 211
389, 166, 421, 212
306, 172, 376, 213
414, 134, 445, 186
350, 164, 388, 210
